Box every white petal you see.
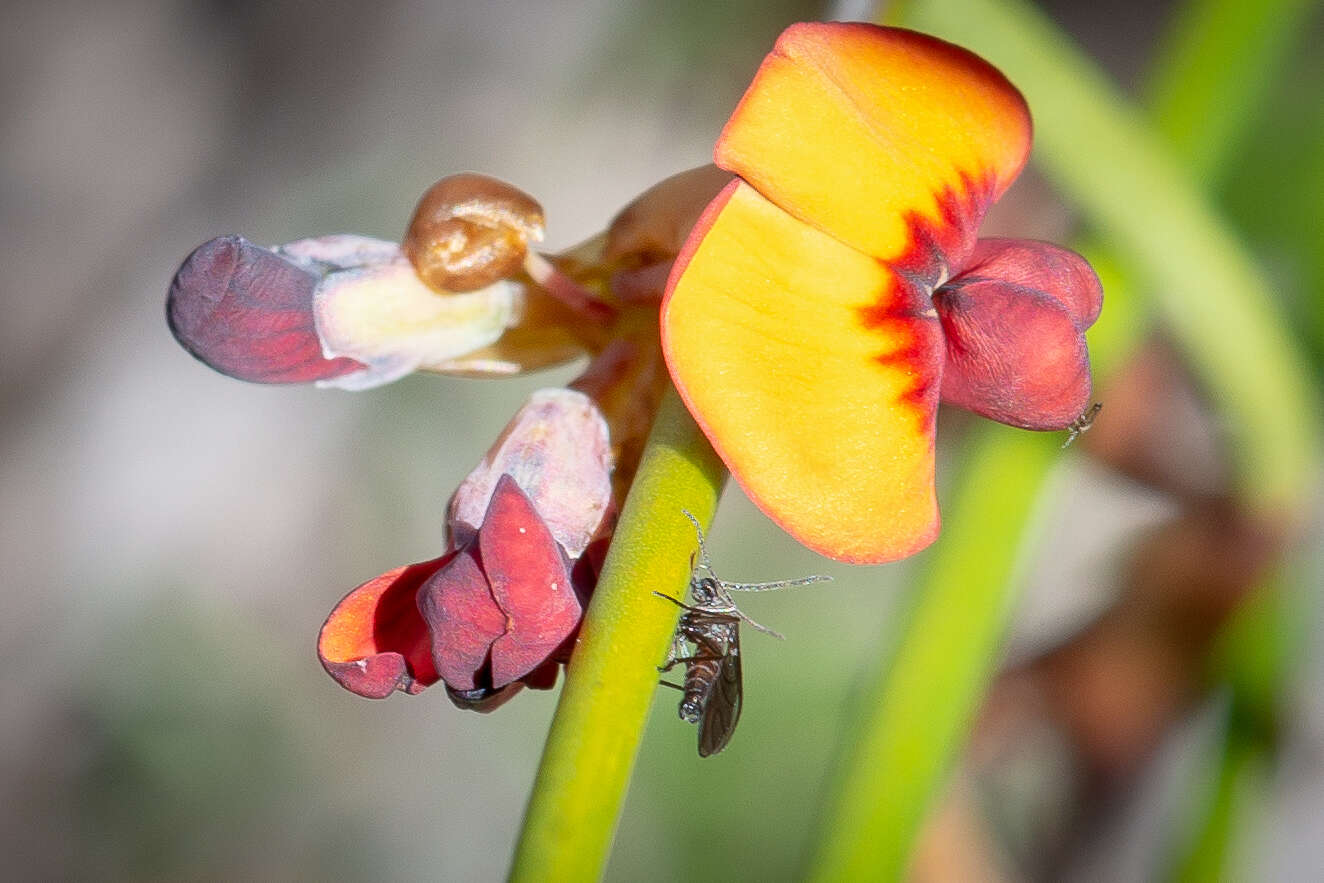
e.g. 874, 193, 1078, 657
277, 234, 403, 270
313, 260, 523, 390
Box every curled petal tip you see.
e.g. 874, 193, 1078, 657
404, 173, 544, 292
317, 557, 446, 698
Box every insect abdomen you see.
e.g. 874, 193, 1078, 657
679, 657, 722, 723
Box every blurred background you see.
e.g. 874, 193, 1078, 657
2, 0, 1321, 879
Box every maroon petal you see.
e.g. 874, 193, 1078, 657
417, 547, 507, 692
318, 556, 448, 698
957, 238, 1103, 327
167, 235, 365, 383
935, 239, 1101, 430
479, 475, 581, 688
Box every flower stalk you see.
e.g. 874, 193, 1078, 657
509, 386, 726, 883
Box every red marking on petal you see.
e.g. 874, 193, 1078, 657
856, 273, 945, 432
935, 279, 1092, 430
167, 235, 365, 383
889, 173, 997, 289
417, 547, 506, 692
479, 475, 581, 688
318, 556, 448, 698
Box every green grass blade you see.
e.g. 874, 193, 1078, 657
1145, 0, 1319, 183
809, 425, 1061, 881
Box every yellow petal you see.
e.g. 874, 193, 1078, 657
663, 181, 942, 563
716, 23, 1030, 270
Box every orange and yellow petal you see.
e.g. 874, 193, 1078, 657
662, 181, 942, 563
665, 24, 1035, 563
714, 23, 1030, 274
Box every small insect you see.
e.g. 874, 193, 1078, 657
655, 510, 830, 756
1062, 401, 1103, 449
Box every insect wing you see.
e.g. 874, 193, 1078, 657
697, 624, 743, 757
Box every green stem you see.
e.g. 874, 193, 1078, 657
810, 0, 1318, 877
509, 386, 725, 882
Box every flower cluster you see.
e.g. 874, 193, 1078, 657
167, 23, 1101, 706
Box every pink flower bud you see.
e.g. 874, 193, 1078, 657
448, 388, 614, 558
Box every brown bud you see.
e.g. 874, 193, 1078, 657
403, 173, 544, 292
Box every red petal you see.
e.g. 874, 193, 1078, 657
167, 235, 365, 383
958, 238, 1103, 327
417, 547, 507, 692
318, 556, 447, 698
935, 239, 1101, 430
479, 475, 581, 688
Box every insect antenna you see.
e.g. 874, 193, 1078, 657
720, 573, 833, 593
681, 509, 715, 573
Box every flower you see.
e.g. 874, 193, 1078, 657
167, 21, 1103, 711
167, 175, 607, 390
660, 22, 1102, 564
166, 165, 681, 708
318, 388, 616, 708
